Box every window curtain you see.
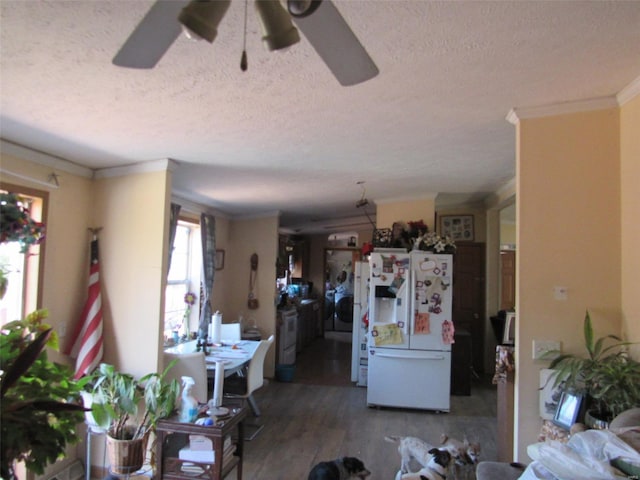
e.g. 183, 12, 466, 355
167, 203, 181, 273
198, 213, 216, 339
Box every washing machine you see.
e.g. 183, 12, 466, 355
333, 291, 354, 332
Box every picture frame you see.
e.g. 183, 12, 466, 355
552, 391, 584, 430
539, 369, 567, 420
439, 214, 474, 242
215, 249, 225, 271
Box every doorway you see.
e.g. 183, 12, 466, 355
452, 242, 486, 374
323, 248, 361, 332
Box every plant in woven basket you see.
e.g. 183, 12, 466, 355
87, 362, 180, 472
88, 362, 180, 440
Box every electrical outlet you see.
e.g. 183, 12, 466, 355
533, 339, 561, 360
58, 324, 66, 338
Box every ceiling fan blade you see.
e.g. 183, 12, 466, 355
289, 0, 378, 86
113, 0, 190, 69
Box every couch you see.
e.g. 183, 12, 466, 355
476, 409, 640, 480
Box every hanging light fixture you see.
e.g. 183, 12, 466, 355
255, 0, 300, 51
179, 0, 231, 43
287, 0, 323, 18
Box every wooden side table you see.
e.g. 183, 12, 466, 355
156, 403, 247, 480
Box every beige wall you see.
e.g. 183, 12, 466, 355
375, 196, 437, 230
1, 151, 97, 478
93, 169, 171, 377
515, 106, 623, 460
500, 222, 516, 245
620, 94, 640, 358
0, 152, 95, 365
227, 215, 279, 377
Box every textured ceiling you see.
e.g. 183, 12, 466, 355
1, 1, 639, 233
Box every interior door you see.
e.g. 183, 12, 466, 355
451, 243, 486, 373
500, 250, 516, 311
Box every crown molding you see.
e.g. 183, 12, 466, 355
506, 96, 619, 124
374, 193, 438, 205
617, 75, 640, 105
0, 139, 93, 178
507, 74, 640, 124
94, 158, 178, 179
171, 193, 227, 218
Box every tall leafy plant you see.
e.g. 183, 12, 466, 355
88, 362, 180, 441
0, 310, 89, 479
548, 310, 640, 421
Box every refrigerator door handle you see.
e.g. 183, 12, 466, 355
409, 267, 415, 336
375, 352, 446, 361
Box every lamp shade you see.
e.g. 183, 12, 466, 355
178, 0, 231, 43
287, 0, 322, 18
255, 0, 300, 51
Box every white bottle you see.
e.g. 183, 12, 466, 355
179, 376, 198, 423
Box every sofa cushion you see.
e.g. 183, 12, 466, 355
476, 461, 524, 480
610, 408, 640, 430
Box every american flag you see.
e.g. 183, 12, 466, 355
66, 238, 104, 379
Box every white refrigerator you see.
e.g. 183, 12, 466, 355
351, 261, 370, 386
367, 250, 454, 411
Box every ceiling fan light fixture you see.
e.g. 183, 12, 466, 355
179, 0, 231, 43
287, 0, 322, 18
255, 0, 300, 51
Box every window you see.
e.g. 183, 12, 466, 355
0, 184, 46, 326
164, 219, 201, 342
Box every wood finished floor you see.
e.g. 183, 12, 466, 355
231, 332, 498, 480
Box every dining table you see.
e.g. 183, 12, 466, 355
164, 339, 260, 377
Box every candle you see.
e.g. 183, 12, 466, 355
212, 361, 224, 407
211, 311, 222, 344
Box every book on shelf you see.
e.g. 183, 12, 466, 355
177, 440, 236, 466
179, 447, 214, 464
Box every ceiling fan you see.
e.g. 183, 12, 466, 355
112, 0, 379, 86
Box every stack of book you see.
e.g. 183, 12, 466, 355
178, 435, 234, 466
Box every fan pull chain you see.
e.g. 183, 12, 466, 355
240, 0, 248, 71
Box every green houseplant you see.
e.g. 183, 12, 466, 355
0, 310, 89, 480
88, 362, 180, 473
547, 310, 640, 425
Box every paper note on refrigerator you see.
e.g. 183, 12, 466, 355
414, 312, 431, 334
372, 323, 403, 346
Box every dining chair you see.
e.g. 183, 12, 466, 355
163, 351, 208, 404
223, 334, 275, 417
220, 322, 242, 341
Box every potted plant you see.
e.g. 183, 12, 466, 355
87, 362, 180, 474
1, 310, 89, 480
0, 192, 46, 301
547, 310, 640, 427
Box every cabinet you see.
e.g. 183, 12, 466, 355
296, 300, 321, 351
156, 403, 247, 480
495, 346, 515, 462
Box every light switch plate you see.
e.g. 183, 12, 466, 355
533, 339, 561, 360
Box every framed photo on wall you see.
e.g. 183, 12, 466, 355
440, 214, 475, 242
215, 249, 225, 270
